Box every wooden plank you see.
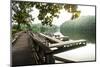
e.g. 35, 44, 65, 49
49, 40, 86, 48
39, 33, 63, 43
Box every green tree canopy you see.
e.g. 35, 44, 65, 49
12, 1, 80, 31
12, 1, 34, 30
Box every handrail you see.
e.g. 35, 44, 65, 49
49, 40, 86, 48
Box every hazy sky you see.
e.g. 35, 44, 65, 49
30, 5, 95, 26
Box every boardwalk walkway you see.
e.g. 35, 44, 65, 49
12, 32, 34, 66
12, 31, 55, 66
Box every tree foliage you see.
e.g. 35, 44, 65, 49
35, 3, 63, 26
12, 1, 34, 30
12, 1, 80, 31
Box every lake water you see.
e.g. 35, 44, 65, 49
54, 31, 96, 63
54, 43, 95, 63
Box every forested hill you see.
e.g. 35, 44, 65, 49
60, 16, 96, 43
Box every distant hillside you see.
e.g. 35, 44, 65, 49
60, 16, 96, 43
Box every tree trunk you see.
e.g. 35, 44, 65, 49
17, 23, 21, 31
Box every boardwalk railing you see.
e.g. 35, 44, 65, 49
39, 33, 87, 54
48, 40, 86, 54
39, 33, 63, 43
49, 40, 86, 48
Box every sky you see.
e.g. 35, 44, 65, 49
30, 5, 95, 26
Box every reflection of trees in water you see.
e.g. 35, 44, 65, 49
60, 16, 96, 43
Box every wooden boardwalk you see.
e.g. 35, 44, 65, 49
12, 32, 34, 66
12, 31, 55, 66
12, 31, 87, 66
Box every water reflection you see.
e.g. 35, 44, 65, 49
54, 22, 96, 62
54, 43, 95, 62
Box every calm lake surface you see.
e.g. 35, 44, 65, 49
54, 31, 96, 63
55, 43, 95, 62
51, 16, 96, 63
